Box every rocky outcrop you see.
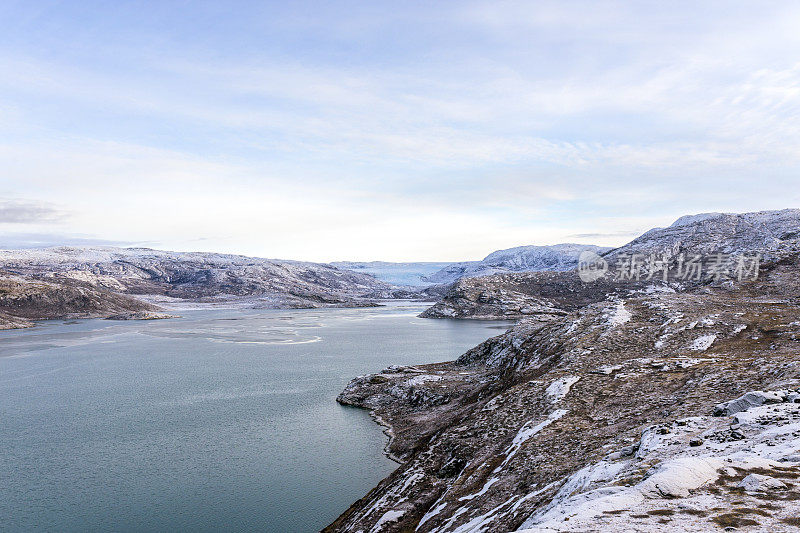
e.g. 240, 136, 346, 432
419, 270, 625, 320
327, 251, 800, 532
0, 272, 163, 326
0, 310, 33, 329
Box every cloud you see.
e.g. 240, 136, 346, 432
1, 2, 800, 259
0, 200, 66, 224
0, 232, 150, 249
568, 231, 642, 239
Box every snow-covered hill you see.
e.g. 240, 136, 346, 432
0, 247, 395, 321
423, 244, 611, 285
606, 208, 800, 260
421, 209, 800, 320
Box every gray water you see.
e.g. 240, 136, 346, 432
0, 302, 510, 532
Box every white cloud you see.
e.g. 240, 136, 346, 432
1, 1, 799, 259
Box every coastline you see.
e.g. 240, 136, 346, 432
369, 411, 403, 465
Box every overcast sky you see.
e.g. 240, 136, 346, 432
1, 1, 799, 261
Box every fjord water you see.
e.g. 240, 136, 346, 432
0, 302, 509, 532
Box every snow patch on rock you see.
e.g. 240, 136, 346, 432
689, 334, 716, 351
516, 390, 800, 532
739, 473, 787, 492
605, 301, 631, 328
495, 410, 569, 472
545, 376, 580, 403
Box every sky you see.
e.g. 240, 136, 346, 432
1, 0, 799, 262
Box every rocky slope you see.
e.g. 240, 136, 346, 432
329, 254, 800, 532
329, 209, 800, 532
422, 244, 611, 285
0, 310, 33, 330
0, 272, 166, 328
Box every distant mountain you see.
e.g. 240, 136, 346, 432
0, 247, 396, 327
330, 261, 452, 287
422, 244, 612, 285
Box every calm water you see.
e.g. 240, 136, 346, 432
0, 302, 509, 532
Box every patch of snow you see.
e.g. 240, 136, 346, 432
739, 473, 787, 492
545, 376, 580, 403
482, 397, 499, 411
669, 212, 725, 227
641, 284, 676, 294
714, 390, 788, 416
369, 510, 405, 532
406, 374, 443, 387
516, 389, 800, 532
458, 477, 500, 502
596, 365, 623, 375
416, 500, 448, 530
689, 334, 716, 351
638, 457, 723, 498
494, 410, 569, 473
605, 301, 631, 328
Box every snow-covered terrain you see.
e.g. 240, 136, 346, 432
606, 208, 800, 261
423, 244, 611, 285
0, 246, 396, 325
519, 390, 800, 532
422, 209, 800, 320
0, 246, 391, 298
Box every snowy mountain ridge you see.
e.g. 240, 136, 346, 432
0, 246, 395, 326
609, 208, 800, 260
422, 243, 612, 285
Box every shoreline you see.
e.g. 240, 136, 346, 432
369, 410, 404, 465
